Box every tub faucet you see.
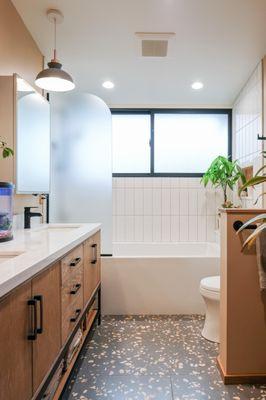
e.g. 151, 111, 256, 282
24, 207, 42, 229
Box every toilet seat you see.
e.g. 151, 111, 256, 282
200, 276, 220, 293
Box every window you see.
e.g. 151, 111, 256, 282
112, 110, 231, 176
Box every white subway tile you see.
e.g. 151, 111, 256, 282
170, 178, 180, 188
125, 216, 134, 241
144, 177, 153, 188
162, 188, 171, 215
162, 178, 171, 188
143, 216, 153, 241
124, 188, 134, 215
188, 189, 198, 215
179, 216, 189, 241
115, 178, 124, 188
207, 216, 216, 242
170, 216, 180, 242
170, 188, 180, 215
134, 216, 144, 242
197, 216, 207, 242
143, 188, 153, 215
152, 188, 162, 215
134, 189, 144, 215
124, 178, 134, 188
116, 216, 125, 241
162, 216, 171, 242
180, 189, 189, 215
116, 188, 125, 215
152, 216, 162, 242
112, 189, 117, 216
112, 216, 117, 241
188, 216, 197, 242
206, 190, 216, 215
134, 177, 144, 188
153, 178, 162, 188
197, 190, 206, 215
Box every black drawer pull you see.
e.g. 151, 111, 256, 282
70, 308, 81, 322
34, 295, 43, 334
69, 257, 81, 267
91, 243, 97, 264
28, 299, 37, 341
70, 283, 81, 295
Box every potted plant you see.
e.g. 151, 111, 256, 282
0, 137, 14, 242
201, 156, 245, 208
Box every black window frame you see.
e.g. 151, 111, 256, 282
111, 108, 232, 177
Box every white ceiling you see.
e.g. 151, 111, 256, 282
12, 0, 266, 107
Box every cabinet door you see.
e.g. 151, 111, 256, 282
32, 262, 61, 393
0, 282, 32, 400
83, 231, 101, 305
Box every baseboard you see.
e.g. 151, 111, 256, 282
217, 356, 266, 384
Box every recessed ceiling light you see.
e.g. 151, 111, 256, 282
191, 81, 204, 90
102, 81, 114, 89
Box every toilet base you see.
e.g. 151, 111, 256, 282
201, 299, 220, 343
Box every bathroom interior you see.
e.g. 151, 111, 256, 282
1, 0, 266, 399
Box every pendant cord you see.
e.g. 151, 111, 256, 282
53, 17, 57, 60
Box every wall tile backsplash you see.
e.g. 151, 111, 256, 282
233, 61, 264, 208
113, 177, 223, 243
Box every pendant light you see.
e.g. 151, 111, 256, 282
35, 9, 75, 92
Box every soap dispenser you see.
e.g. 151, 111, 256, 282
0, 182, 14, 242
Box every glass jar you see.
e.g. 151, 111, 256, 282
0, 182, 14, 242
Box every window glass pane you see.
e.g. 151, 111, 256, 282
112, 114, 150, 173
154, 113, 228, 173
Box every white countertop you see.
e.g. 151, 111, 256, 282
0, 223, 101, 299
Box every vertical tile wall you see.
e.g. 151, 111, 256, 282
233, 61, 264, 207
113, 177, 223, 242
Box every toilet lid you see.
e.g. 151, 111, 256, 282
200, 276, 220, 292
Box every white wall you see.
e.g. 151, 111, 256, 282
233, 61, 264, 207
113, 177, 224, 243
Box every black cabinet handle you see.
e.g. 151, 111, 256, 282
70, 308, 81, 323
34, 295, 43, 334
28, 299, 37, 341
70, 283, 81, 295
91, 244, 97, 264
69, 257, 81, 267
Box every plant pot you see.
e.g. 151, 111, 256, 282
0, 182, 14, 242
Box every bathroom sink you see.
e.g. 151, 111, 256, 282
0, 251, 24, 264
36, 224, 82, 233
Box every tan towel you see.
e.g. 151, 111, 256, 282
256, 230, 266, 290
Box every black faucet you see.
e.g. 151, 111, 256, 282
24, 207, 42, 229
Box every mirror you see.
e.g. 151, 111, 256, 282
16, 76, 50, 194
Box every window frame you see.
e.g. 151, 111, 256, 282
111, 108, 232, 177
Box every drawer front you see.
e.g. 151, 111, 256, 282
83, 231, 101, 305
61, 245, 83, 286
61, 290, 83, 344
61, 266, 84, 314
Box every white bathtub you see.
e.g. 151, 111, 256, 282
102, 242, 220, 315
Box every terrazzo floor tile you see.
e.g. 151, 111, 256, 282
61, 316, 266, 400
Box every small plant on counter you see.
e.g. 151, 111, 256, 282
201, 156, 245, 208
0, 137, 13, 159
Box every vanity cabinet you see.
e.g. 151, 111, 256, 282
32, 263, 61, 392
84, 231, 101, 305
0, 228, 101, 400
0, 282, 32, 400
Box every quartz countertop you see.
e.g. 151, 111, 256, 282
0, 223, 101, 299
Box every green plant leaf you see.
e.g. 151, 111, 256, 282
241, 222, 266, 250
236, 213, 266, 234
238, 176, 266, 196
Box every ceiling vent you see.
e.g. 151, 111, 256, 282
135, 32, 175, 58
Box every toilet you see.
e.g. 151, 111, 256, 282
200, 276, 220, 343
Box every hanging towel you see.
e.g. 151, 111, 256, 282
256, 229, 266, 290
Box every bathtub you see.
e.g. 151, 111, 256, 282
102, 242, 220, 315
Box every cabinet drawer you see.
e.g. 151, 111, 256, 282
61, 245, 83, 285
61, 266, 83, 312
62, 290, 83, 344
83, 231, 101, 305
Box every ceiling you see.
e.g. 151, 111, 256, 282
12, 0, 266, 107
